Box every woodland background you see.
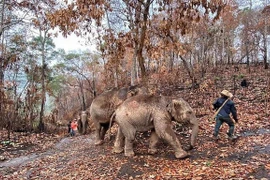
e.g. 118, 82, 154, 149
0, 0, 270, 179
0, 0, 269, 133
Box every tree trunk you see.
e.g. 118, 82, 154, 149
179, 54, 196, 86
263, 15, 268, 69
38, 31, 48, 132
137, 0, 151, 83
221, 25, 225, 64
0, 0, 5, 38
128, 2, 139, 86
0, 0, 6, 125
245, 40, 250, 73
131, 44, 138, 86
79, 80, 86, 111
92, 71, 96, 97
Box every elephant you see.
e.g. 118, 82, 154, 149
90, 85, 146, 145
77, 111, 88, 135
111, 94, 199, 159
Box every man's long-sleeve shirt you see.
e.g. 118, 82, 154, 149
213, 97, 238, 120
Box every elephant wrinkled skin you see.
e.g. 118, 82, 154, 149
112, 94, 199, 159
90, 85, 145, 145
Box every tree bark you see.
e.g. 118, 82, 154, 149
38, 30, 48, 132
179, 54, 196, 85
137, 0, 152, 83
79, 80, 86, 111
263, 14, 268, 69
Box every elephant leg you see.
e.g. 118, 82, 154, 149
82, 120, 87, 134
148, 130, 159, 154
82, 124, 85, 134
156, 125, 188, 159
100, 123, 109, 140
124, 137, 135, 157
165, 132, 188, 159
121, 124, 136, 157
94, 123, 103, 145
113, 126, 124, 153
77, 119, 83, 134
81, 111, 88, 135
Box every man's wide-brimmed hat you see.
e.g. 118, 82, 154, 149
220, 90, 233, 98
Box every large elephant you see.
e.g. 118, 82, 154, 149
111, 94, 199, 159
90, 85, 146, 145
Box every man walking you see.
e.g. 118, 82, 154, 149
213, 90, 238, 141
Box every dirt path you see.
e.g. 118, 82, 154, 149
0, 136, 94, 168
0, 127, 269, 179
0, 134, 97, 179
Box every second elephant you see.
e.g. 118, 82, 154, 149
112, 94, 199, 159
77, 111, 88, 135
90, 85, 146, 145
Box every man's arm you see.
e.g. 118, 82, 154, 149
213, 99, 221, 110
231, 103, 238, 122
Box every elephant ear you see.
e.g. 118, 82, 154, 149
167, 99, 191, 123
167, 100, 181, 117
118, 87, 129, 100
167, 103, 171, 113
166, 100, 173, 113
127, 85, 147, 97
127, 86, 138, 97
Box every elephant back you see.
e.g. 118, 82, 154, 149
119, 94, 168, 110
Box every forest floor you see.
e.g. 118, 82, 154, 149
0, 65, 270, 180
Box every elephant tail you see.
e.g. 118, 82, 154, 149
108, 111, 116, 140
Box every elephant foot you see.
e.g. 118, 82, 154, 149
124, 150, 135, 157
175, 150, 189, 159
113, 146, 124, 154
148, 148, 158, 154
95, 140, 103, 146
185, 145, 194, 151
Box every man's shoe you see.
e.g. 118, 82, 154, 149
228, 135, 237, 141
213, 135, 219, 141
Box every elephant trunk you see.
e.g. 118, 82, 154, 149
108, 112, 116, 140
190, 117, 199, 148
80, 111, 88, 134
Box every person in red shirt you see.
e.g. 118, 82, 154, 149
70, 119, 78, 136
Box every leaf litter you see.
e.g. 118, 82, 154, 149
0, 67, 270, 179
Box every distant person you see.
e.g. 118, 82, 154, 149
240, 79, 248, 88
70, 119, 78, 137
212, 90, 238, 141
